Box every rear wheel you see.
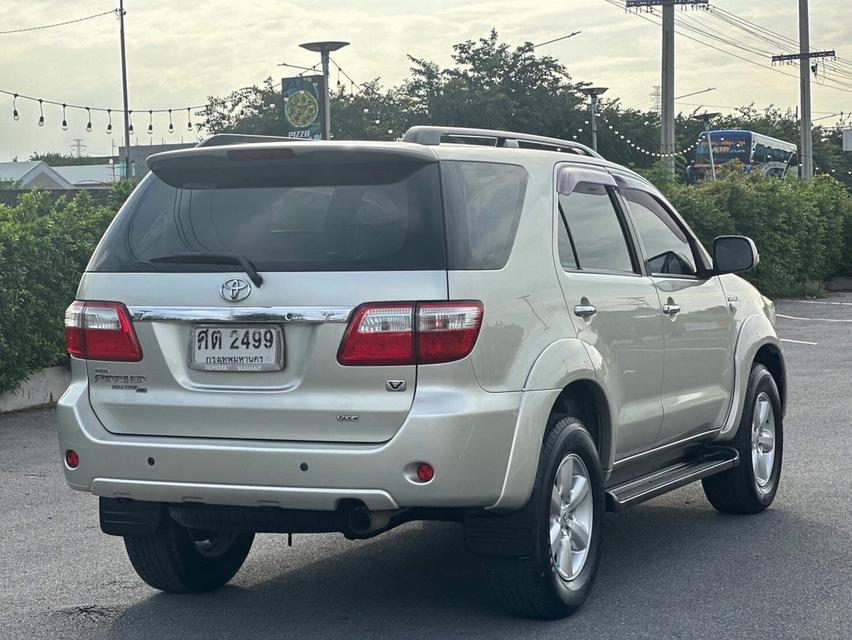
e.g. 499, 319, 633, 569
123, 516, 254, 593
485, 417, 604, 619
702, 363, 783, 514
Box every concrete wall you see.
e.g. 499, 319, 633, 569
0, 366, 70, 414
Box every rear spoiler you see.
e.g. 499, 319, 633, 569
147, 141, 438, 189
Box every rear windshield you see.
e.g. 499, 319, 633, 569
88, 161, 446, 273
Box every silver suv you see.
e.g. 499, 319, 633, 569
58, 126, 786, 619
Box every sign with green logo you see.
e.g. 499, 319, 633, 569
282, 75, 324, 139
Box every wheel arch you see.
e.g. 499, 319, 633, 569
753, 343, 786, 415
547, 380, 613, 474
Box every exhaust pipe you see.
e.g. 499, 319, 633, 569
347, 506, 397, 536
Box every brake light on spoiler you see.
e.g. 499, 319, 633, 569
64, 301, 143, 362
337, 301, 483, 366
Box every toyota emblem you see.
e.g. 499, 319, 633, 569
220, 278, 251, 302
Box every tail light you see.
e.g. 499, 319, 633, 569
338, 301, 482, 366
64, 301, 143, 362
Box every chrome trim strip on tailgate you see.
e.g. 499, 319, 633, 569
128, 306, 353, 324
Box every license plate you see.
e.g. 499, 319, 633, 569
190, 325, 284, 372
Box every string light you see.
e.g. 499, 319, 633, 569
0, 86, 205, 135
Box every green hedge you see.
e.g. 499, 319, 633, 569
657, 172, 852, 297
0, 189, 120, 393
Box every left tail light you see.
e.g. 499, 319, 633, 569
64, 301, 143, 362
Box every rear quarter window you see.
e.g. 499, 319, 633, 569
441, 161, 528, 270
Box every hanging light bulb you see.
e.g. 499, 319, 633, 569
186, 107, 192, 131
61, 103, 68, 130
147, 110, 153, 135
168, 109, 174, 133
38, 99, 45, 127
106, 109, 113, 134
12, 94, 19, 121
85, 107, 92, 132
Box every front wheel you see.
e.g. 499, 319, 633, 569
702, 363, 783, 514
485, 417, 604, 619
124, 516, 254, 593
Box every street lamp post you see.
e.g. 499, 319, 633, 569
579, 87, 608, 153
691, 112, 721, 181
299, 41, 349, 140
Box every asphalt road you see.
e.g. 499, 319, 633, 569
2, 294, 851, 639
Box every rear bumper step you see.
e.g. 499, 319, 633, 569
605, 447, 739, 512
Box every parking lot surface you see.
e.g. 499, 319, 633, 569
1, 294, 850, 639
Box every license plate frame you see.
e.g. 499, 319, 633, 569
189, 324, 285, 373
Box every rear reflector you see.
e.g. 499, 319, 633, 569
64, 301, 143, 362
338, 301, 482, 366
65, 449, 80, 469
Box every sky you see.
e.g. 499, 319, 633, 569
1, 0, 851, 162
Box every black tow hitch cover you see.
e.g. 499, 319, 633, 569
99, 497, 164, 536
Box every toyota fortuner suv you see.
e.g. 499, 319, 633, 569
58, 126, 785, 619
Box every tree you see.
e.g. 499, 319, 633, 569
202, 31, 852, 189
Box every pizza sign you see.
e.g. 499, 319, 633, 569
282, 75, 325, 139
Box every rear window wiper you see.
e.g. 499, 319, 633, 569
150, 253, 264, 287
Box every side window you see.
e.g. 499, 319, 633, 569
441, 161, 529, 270
623, 189, 697, 276
559, 183, 635, 273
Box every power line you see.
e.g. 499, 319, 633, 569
604, 0, 852, 96
0, 9, 116, 36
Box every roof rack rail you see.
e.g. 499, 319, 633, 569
195, 133, 304, 148
401, 126, 603, 159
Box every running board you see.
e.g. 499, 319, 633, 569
605, 447, 739, 512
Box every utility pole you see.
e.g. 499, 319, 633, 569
626, 0, 709, 175
300, 41, 349, 140
579, 87, 608, 152
118, 0, 132, 179
690, 112, 720, 180
771, 0, 835, 181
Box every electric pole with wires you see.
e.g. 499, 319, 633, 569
626, 0, 709, 175
771, 0, 835, 181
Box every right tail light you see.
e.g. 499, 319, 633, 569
337, 301, 483, 366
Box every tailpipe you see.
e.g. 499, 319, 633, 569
346, 506, 398, 537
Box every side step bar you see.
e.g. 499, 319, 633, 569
605, 447, 739, 512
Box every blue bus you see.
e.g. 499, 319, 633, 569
687, 130, 798, 181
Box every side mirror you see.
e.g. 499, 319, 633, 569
713, 235, 759, 274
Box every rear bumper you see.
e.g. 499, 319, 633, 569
57, 372, 521, 512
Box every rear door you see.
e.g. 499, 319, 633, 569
617, 179, 735, 445
82, 144, 447, 443
554, 166, 666, 460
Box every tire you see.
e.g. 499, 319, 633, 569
485, 417, 604, 619
702, 363, 783, 514
123, 515, 254, 593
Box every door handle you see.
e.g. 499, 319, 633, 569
662, 303, 681, 316
574, 304, 598, 319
